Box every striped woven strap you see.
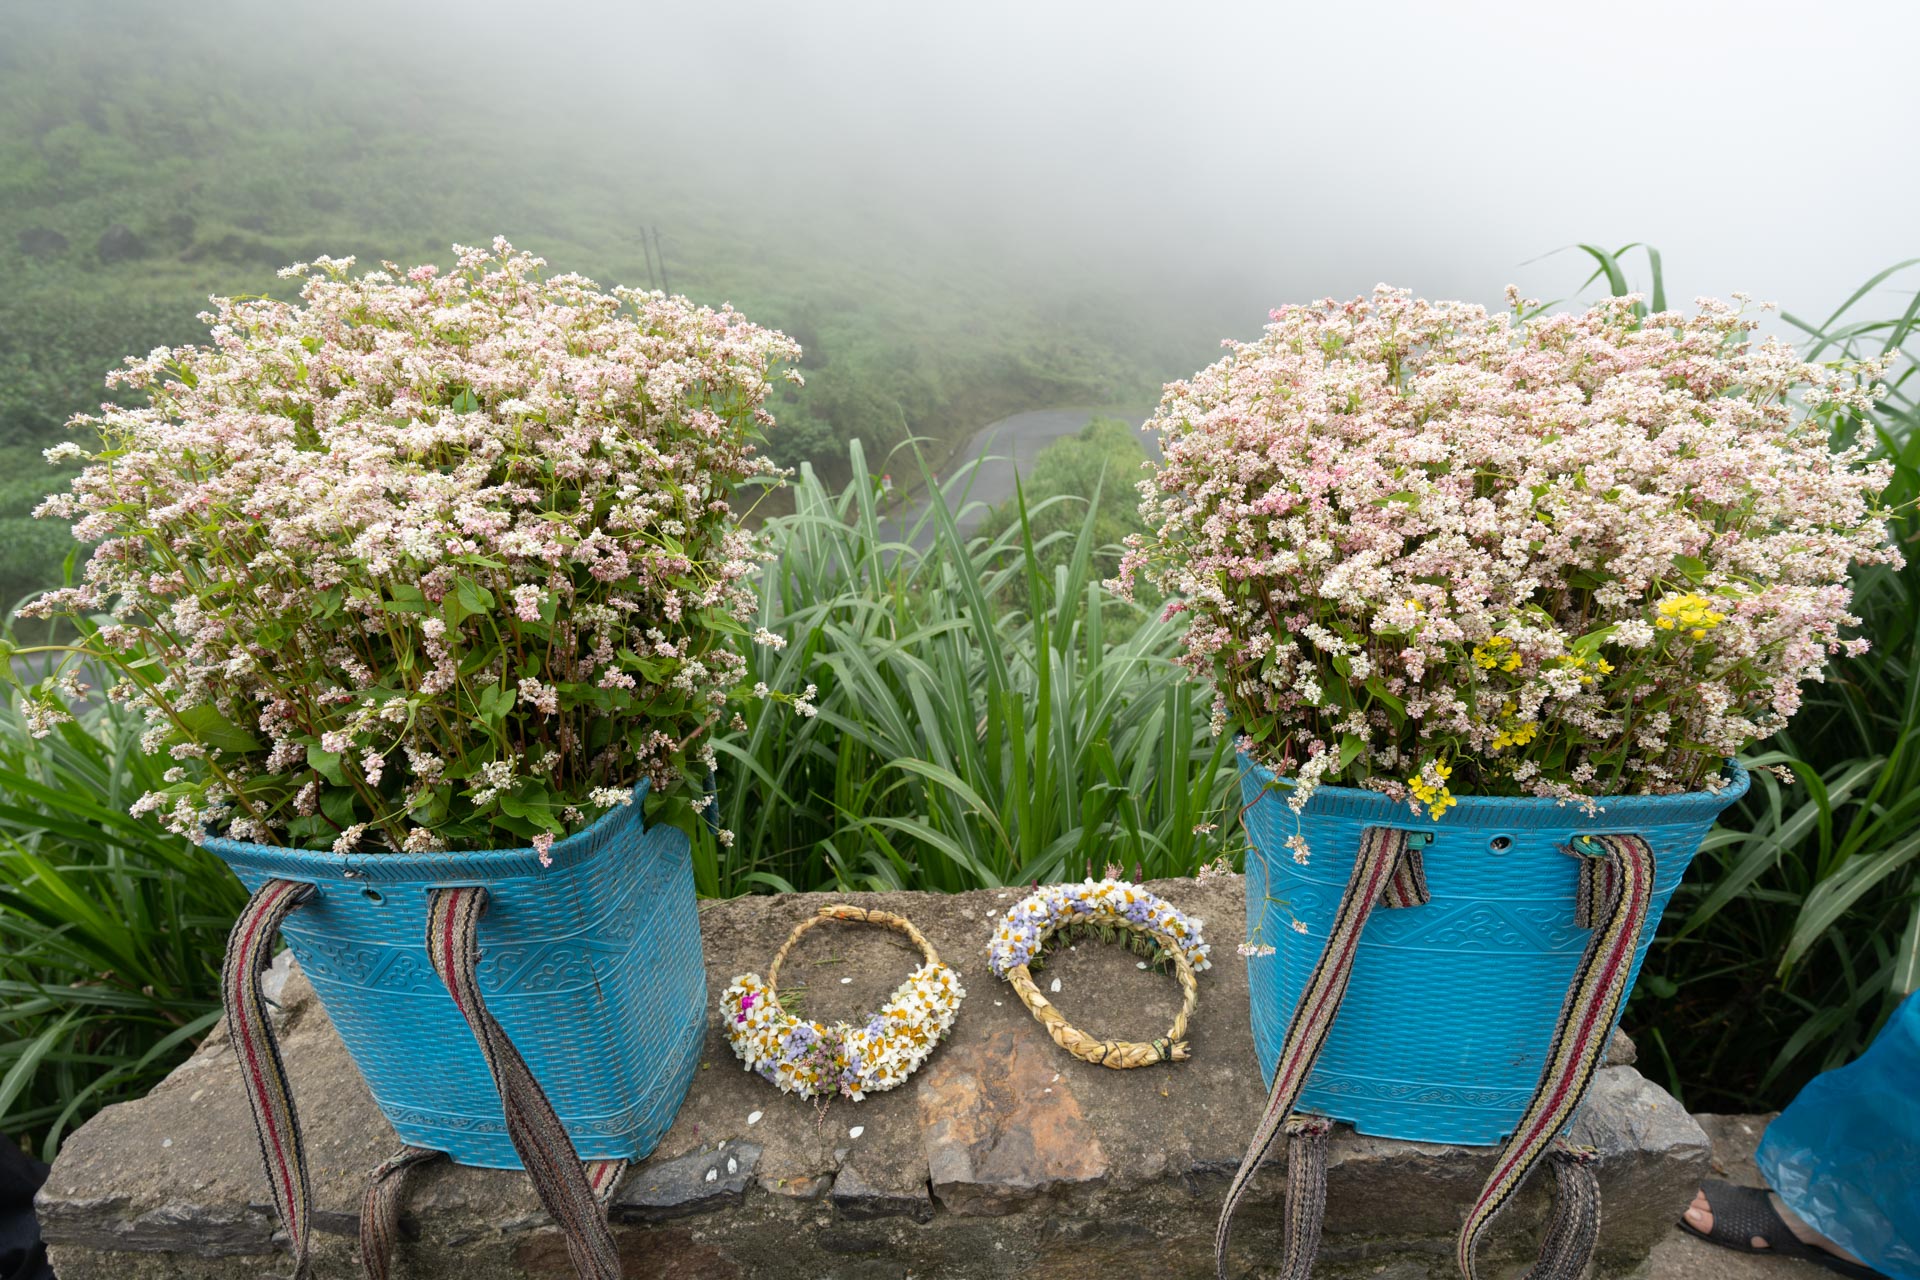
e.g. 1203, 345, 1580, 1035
1521, 1143, 1603, 1280
222, 878, 319, 1279
1278, 1116, 1333, 1279
426, 886, 623, 1280
1456, 832, 1655, 1280
360, 1145, 627, 1279
359, 1145, 441, 1280
1213, 825, 1420, 1280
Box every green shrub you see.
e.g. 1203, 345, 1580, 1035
701, 440, 1236, 897
1618, 251, 1920, 1110
0, 688, 245, 1158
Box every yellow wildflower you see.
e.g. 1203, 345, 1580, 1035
1654, 592, 1727, 635
1491, 720, 1539, 751
1555, 652, 1612, 686
1472, 635, 1522, 673
1407, 759, 1456, 819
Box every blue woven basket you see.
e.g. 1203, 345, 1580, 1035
205, 782, 705, 1169
1241, 752, 1748, 1146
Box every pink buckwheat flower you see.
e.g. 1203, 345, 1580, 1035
1113, 287, 1899, 806
24, 241, 799, 853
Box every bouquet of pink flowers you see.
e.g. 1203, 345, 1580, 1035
1115, 286, 1901, 815
21, 240, 800, 854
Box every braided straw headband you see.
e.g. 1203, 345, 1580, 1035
724, 904, 965, 1100
988, 879, 1212, 1068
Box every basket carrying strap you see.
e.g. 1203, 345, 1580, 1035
222, 879, 629, 1280
358, 1144, 628, 1279
1213, 828, 1655, 1280
1456, 833, 1654, 1279
222, 878, 319, 1277
1212, 825, 1417, 1279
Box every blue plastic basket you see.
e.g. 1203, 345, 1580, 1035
1241, 753, 1748, 1146
205, 782, 705, 1169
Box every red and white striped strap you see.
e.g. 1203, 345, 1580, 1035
425, 886, 623, 1280
221, 878, 318, 1279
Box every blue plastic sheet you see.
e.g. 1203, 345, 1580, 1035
1758, 993, 1920, 1280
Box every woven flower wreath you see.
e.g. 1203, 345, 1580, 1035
725, 904, 965, 1100
989, 878, 1212, 1068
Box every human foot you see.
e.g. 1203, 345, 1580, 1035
1680, 1179, 1881, 1276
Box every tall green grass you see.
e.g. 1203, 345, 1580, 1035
0, 691, 245, 1158
1606, 249, 1920, 1110
700, 440, 1237, 897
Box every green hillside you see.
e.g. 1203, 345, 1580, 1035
0, 4, 1214, 613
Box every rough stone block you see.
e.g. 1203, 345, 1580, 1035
37, 878, 1706, 1278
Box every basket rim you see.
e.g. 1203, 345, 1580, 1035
1237, 750, 1749, 828
201, 778, 655, 882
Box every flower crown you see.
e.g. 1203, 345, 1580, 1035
988, 878, 1212, 978
724, 905, 964, 1101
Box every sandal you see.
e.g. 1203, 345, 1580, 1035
1678, 1179, 1888, 1279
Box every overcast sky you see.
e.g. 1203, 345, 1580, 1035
31, 0, 1917, 333
420, 0, 1918, 327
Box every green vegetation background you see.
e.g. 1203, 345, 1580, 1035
3, 9, 1917, 1163
0, 6, 1212, 614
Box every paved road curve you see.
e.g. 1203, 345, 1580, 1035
882, 406, 1155, 549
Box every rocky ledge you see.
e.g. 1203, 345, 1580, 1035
38, 878, 1708, 1279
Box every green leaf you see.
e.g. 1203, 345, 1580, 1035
1571, 625, 1616, 657
1894, 899, 1920, 999
453, 578, 496, 623
318, 787, 359, 831
1670, 553, 1709, 581
305, 744, 346, 786
381, 583, 426, 614
1337, 733, 1365, 774
1364, 678, 1406, 720
174, 704, 261, 755
0, 1016, 77, 1119
476, 682, 514, 727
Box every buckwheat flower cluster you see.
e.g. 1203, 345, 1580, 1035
987, 879, 1212, 977
22, 240, 800, 851
1114, 287, 1900, 812
722, 962, 965, 1101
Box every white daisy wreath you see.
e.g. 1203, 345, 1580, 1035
988, 878, 1212, 1068
724, 904, 965, 1100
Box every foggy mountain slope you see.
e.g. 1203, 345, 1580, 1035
3, 0, 1916, 615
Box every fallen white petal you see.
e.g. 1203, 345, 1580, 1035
705, 1167, 717, 1182
727, 1156, 738, 1174
748, 1110, 763, 1125
849, 1126, 865, 1139
1050, 977, 1062, 993
840, 977, 853, 984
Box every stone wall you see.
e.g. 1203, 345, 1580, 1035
37, 878, 1709, 1278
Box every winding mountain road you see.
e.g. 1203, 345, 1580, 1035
883, 406, 1156, 548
